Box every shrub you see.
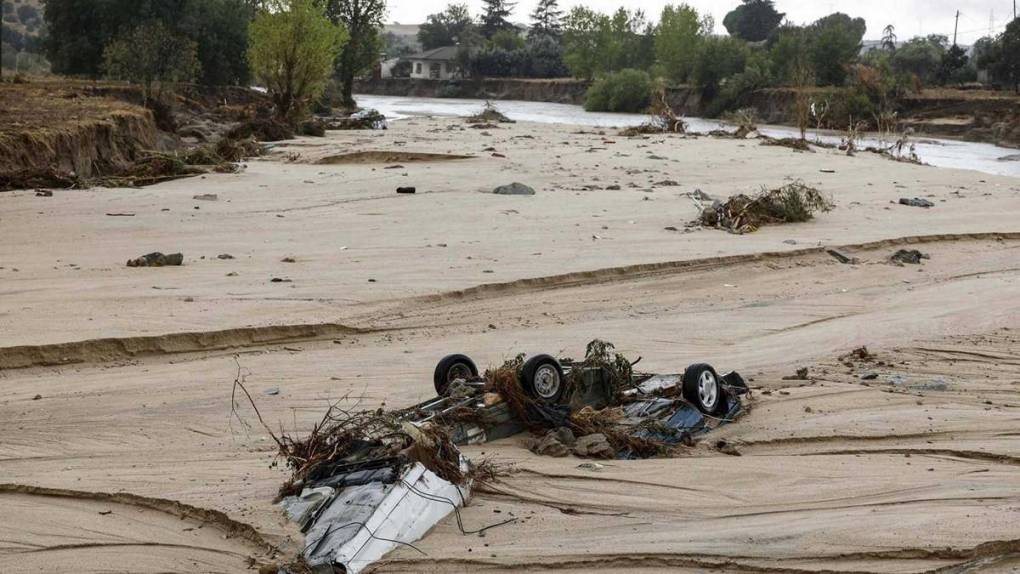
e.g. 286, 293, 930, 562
584, 68, 652, 113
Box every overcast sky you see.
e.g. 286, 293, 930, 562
385, 0, 1015, 44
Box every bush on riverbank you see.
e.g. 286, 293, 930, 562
584, 69, 652, 113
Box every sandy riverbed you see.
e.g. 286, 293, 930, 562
1, 118, 1018, 573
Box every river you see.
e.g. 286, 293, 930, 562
356, 94, 1020, 178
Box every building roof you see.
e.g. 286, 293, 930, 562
407, 46, 461, 62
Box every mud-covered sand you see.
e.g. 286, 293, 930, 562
1, 118, 1019, 573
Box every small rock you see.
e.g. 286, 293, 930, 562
35, 189, 53, 197
126, 252, 183, 267
531, 433, 569, 457
281, 256, 296, 263
193, 194, 218, 201
605, 184, 621, 190
890, 249, 929, 265
396, 187, 416, 194
263, 387, 280, 396
576, 462, 604, 472
899, 197, 934, 208
861, 373, 879, 380
493, 182, 535, 196
654, 179, 679, 187
217, 254, 234, 260
573, 433, 614, 458
32, 394, 42, 400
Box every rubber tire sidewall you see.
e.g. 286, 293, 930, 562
520, 354, 567, 404
433, 354, 478, 396
682, 363, 725, 415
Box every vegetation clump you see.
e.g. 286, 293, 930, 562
699, 182, 834, 234
584, 68, 652, 113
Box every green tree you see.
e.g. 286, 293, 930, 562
321, 0, 386, 108
977, 18, 1020, 92
562, 6, 604, 79
723, 0, 783, 42
248, 0, 347, 119
418, 3, 475, 50
937, 44, 970, 85
692, 36, 749, 97
654, 3, 709, 83
490, 29, 523, 50
768, 24, 812, 85
480, 0, 515, 38
809, 13, 866, 86
529, 0, 562, 38
44, 0, 253, 84
179, 0, 253, 86
891, 35, 946, 86
102, 21, 200, 102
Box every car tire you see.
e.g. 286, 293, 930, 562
682, 363, 726, 415
433, 354, 478, 396
520, 354, 566, 403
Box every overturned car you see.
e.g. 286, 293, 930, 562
277, 341, 748, 573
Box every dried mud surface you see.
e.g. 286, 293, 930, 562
1, 117, 1018, 573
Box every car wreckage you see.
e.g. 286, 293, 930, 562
277, 343, 748, 573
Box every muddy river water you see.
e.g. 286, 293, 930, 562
357, 94, 1020, 178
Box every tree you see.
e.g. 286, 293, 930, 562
979, 18, 1020, 92
881, 24, 897, 51
654, 3, 709, 83
891, 35, 946, 86
562, 6, 652, 79
321, 0, 386, 109
248, 0, 347, 119
562, 6, 603, 79
584, 68, 652, 112
418, 3, 475, 50
179, 0, 254, 86
529, 0, 562, 38
480, 0, 515, 38
490, 29, 523, 51
768, 24, 811, 85
809, 13, 866, 86
102, 21, 200, 102
937, 44, 969, 85
692, 36, 749, 97
524, 33, 567, 77
44, 0, 253, 84
723, 0, 783, 42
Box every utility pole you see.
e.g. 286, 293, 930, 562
953, 10, 960, 45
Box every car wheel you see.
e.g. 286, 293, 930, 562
433, 354, 478, 396
520, 354, 566, 403
682, 363, 725, 415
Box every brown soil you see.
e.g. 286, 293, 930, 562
0, 83, 159, 186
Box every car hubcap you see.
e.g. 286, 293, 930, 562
447, 363, 471, 383
698, 370, 718, 410
533, 364, 561, 399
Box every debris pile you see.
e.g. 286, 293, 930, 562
467, 101, 515, 124
620, 88, 687, 136
698, 182, 834, 234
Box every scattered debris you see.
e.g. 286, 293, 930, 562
890, 249, 929, 265
217, 253, 234, 260
193, 193, 218, 201
226, 117, 294, 142
126, 252, 183, 267
396, 187, 416, 194
493, 182, 535, 196
699, 182, 833, 234
899, 197, 934, 208
34, 189, 53, 197
826, 249, 858, 264
324, 108, 387, 130
760, 136, 813, 152
783, 367, 810, 380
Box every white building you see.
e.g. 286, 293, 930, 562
407, 46, 463, 80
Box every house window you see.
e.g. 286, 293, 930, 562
415, 62, 422, 75
429, 62, 441, 79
